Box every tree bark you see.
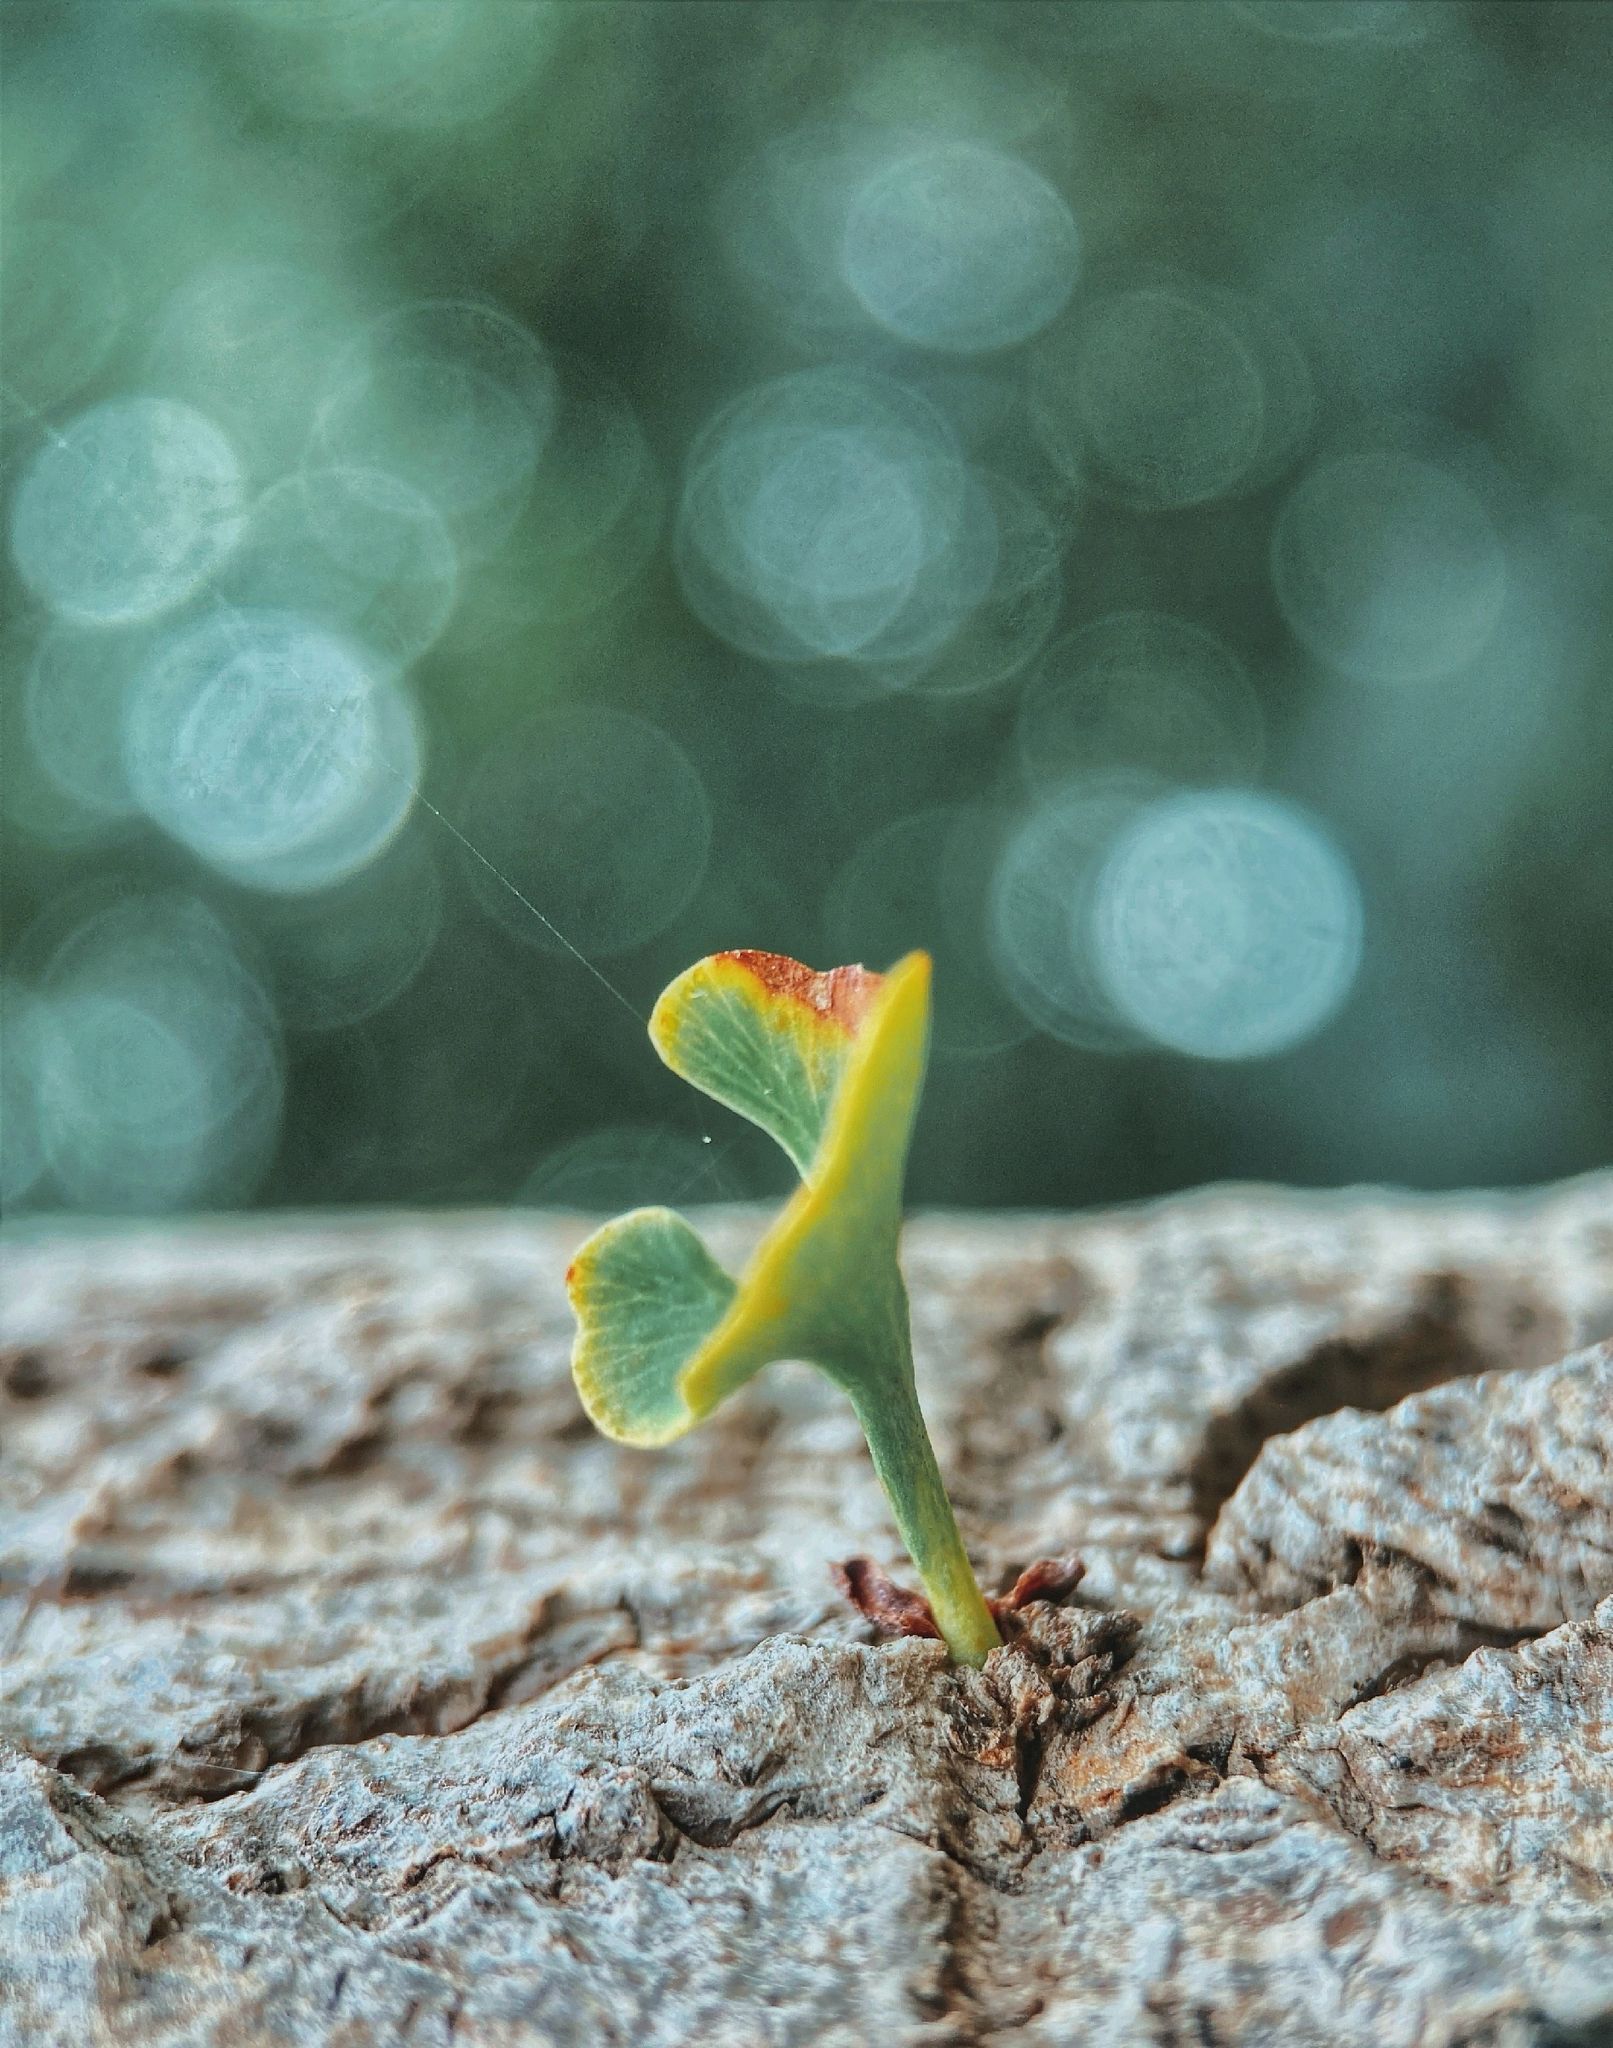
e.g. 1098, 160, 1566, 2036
2, 1181, 1610, 2045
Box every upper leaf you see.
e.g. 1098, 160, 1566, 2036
649, 950, 884, 1179
568, 951, 931, 1444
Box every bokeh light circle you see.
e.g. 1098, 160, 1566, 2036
147, 260, 362, 475
218, 466, 459, 668
124, 608, 419, 891
1032, 278, 1313, 510
676, 366, 995, 669
847, 41, 1070, 147
1018, 612, 1264, 791
743, 430, 925, 616
1271, 449, 1508, 684
722, 121, 888, 349
36, 891, 284, 1212
9, 397, 246, 624
840, 140, 1080, 354
233, 0, 559, 131
313, 300, 557, 544
1092, 789, 1363, 1059
826, 806, 1032, 1057
1067, 286, 1265, 507
989, 778, 1160, 1050
878, 472, 1065, 698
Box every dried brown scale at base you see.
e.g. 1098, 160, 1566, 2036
1, 1181, 1611, 2045
830, 1550, 1086, 1641
831, 1555, 944, 1640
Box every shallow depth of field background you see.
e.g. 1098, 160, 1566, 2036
2, 0, 1609, 1218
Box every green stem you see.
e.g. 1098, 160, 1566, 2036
849, 1310, 1000, 1667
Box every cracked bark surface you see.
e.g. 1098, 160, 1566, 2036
1, 1179, 1611, 2047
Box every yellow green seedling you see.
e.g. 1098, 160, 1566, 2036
565, 948, 1002, 1665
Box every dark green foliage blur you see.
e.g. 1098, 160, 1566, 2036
2, 0, 1610, 1218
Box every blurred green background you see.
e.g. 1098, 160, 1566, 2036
2, 0, 1609, 1219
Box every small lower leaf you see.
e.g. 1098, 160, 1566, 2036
567, 1207, 738, 1445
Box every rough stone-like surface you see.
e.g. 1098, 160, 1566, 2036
1, 1179, 1611, 2045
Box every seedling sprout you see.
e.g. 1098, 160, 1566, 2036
566, 948, 1002, 1665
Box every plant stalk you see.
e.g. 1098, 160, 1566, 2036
849, 1309, 1001, 1667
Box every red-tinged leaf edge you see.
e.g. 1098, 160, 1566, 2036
715, 950, 884, 1036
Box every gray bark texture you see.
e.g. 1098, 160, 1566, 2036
2, 1180, 1611, 2047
